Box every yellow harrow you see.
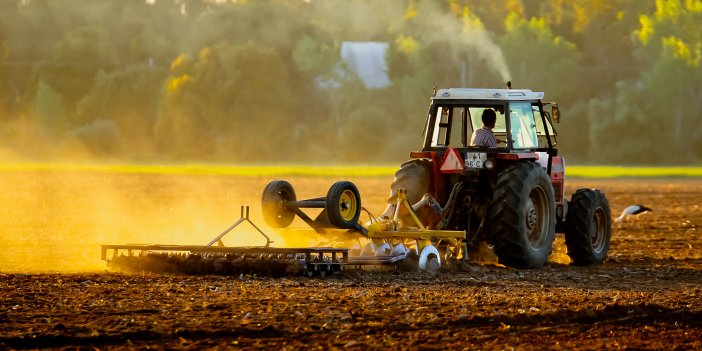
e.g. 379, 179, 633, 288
101, 181, 466, 276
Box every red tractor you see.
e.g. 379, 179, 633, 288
377, 87, 612, 268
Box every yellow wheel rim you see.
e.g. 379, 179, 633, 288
339, 189, 358, 221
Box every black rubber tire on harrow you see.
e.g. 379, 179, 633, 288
388, 159, 433, 205
489, 162, 556, 269
326, 181, 361, 229
565, 188, 612, 266
261, 180, 297, 228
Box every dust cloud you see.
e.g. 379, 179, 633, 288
0, 171, 392, 273
0, 172, 281, 273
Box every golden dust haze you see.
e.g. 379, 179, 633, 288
0, 170, 393, 273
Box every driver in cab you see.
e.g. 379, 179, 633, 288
470, 108, 502, 147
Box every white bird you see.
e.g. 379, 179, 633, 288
615, 205, 653, 223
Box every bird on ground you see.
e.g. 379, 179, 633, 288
615, 205, 653, 223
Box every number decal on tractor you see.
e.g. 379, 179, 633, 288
465, 152, 487, 169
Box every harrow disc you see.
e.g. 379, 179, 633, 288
109, 253, 304, 277
103, 245, 348, 277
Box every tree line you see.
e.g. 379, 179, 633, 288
0, 0, 700, 164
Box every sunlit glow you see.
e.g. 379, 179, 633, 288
0, 167, 394, 273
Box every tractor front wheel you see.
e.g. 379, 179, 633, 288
490, 162, 556, 269
565, 189, 612, 265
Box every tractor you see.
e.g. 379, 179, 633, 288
375, 87, 612, 268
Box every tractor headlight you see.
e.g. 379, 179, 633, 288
484, 160, 494, 170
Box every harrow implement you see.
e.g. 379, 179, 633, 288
102, 206, 348, 277
103, 180, 468, 276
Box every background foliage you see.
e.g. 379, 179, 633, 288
0, 0, 699, 164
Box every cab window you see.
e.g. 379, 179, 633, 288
468, 107, 506, 133
533, 104, 557, 147
430, 105, 507, 148
431, 106, 466, 147
509, 102, 538, 149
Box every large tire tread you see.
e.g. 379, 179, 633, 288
489, 162, 556, 269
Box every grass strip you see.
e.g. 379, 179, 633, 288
0, 163, 700, 178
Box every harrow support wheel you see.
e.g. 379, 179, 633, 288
565, 189, 612, 265
262, 180, 297, 228
326, 181, 361, 229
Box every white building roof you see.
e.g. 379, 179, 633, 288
340, 42, 390, 89
433, 88, 545, 101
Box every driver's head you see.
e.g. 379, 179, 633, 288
482, 108, 497, 128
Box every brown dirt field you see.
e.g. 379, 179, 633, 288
1, 172, 701, 349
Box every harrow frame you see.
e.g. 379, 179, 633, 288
101, 206, 348, 276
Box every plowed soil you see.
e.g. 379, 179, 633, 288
1, 174, 701, 350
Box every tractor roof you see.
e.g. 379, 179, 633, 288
433, 88, 544, 101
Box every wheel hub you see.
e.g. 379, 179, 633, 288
339, 190, 358, 221
525, 186, 549, 250
527, 206, 537, 230
525, 198, 538, 231
591, 207, 607, 253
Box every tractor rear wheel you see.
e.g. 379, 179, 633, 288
565, 189, 612, 265
326, 181, 361, 229
261, 180, 296, 228
490, 162, 556, 269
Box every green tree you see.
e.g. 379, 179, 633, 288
185, 1, 309, 58
588, 0, 702, 163
74, 63, 168, 156
339, 106, 391, 162
28, 25, 116, 125
155, 42, 296, 160
499, 13, 579, 101
130, 28, 177, 67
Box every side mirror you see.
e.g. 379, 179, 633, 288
551, 104, 561, 123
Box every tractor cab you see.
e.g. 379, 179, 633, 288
422, 88, 558, 157
414, 88, 566, 210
